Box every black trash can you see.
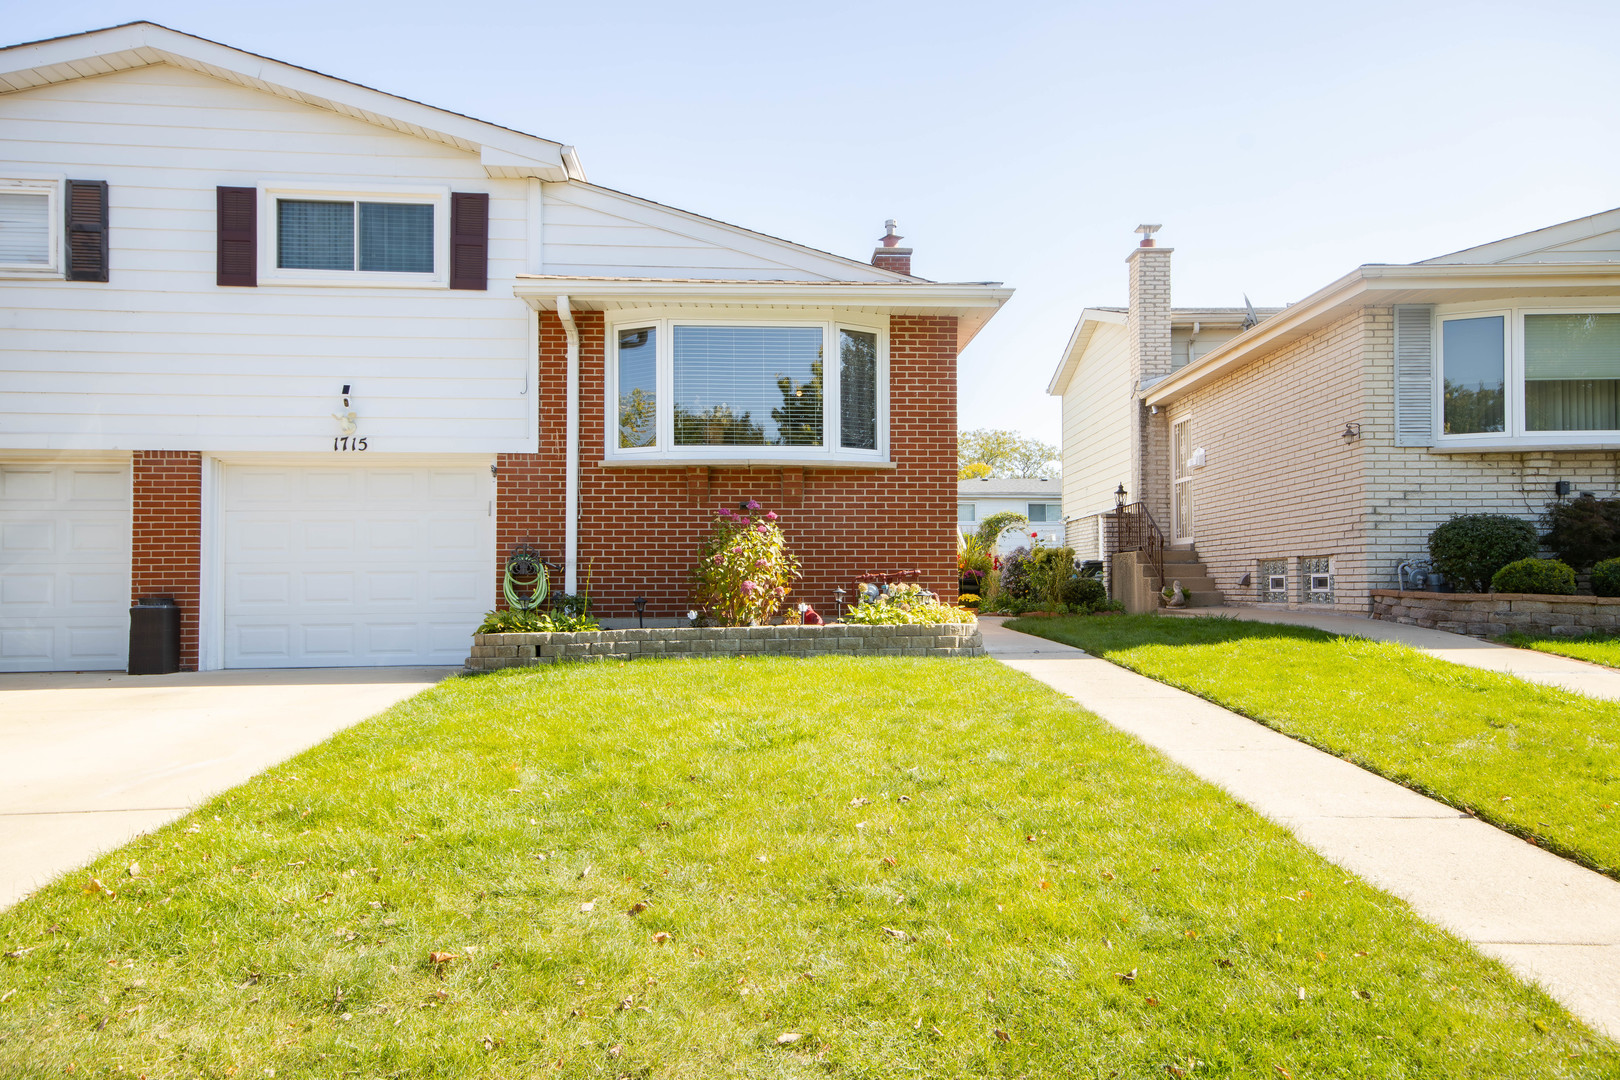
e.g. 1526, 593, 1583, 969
128, 597, 181, 675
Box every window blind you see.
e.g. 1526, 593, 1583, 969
1525, 313, 1620, 380
673, 326, 823, 447
0, 191, 50, 265
359, 202, 433, 273
840, 329, 877, 450
278, 199, 352, 270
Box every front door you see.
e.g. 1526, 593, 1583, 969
1171, 417, 1194, 544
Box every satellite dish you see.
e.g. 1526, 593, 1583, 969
1242, 293, 1260, 330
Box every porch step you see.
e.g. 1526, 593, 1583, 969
1118, 546, 1226, 608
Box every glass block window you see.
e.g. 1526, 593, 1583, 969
1258, 558, 1287, 603
1300, 556, 1333, 604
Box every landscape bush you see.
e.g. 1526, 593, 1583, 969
692, 500, 801, 625
1428, 514, 1538, 592
841, 582, 976, 625
1000, 546, 1034, 599
1541, 494, 1620, 570
474, 608, 599, 635
1593, 558, 1620, 598
1490, 558, 1576, 596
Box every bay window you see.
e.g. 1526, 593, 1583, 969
609, 317, 886, 462
1437, 306, 1620, 444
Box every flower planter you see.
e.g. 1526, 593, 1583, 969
465, 622, 984, 672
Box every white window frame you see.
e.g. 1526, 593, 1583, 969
1434, 299, 1620, 448
0, 176, 63, 279
257, 182, 450, 288
603, 311, 889, 465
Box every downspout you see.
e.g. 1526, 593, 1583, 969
557, 295, 580, 595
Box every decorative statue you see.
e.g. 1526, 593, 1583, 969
1164, 580, 1187, 607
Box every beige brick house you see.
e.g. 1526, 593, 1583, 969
1051, 213, 1620, 613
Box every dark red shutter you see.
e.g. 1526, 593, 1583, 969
64, 180, 109, 282
216, 186, 257, 286
449, 192, 488, 290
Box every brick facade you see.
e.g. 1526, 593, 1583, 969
1127, 246, 1174, 527
497, 311, 961, 621
130, 450, 201, 670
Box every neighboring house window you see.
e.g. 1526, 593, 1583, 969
0, 179, 59, 276
959, 503, 976, 522
1028, 503, 1047, 523
1300, 556, 1333, 604
256, 185, 451, 287
1435, 306, 1620, 442
1258, 558, 1287, 602
607, 318, 886, 462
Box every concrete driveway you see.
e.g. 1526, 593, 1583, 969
0, 666, 451, 911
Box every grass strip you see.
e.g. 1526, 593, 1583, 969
0, 656, 1611, 1077
1499, 630, 1620, 671
1009, 614, 1620, 879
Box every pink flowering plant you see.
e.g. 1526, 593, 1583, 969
692, 500, 801, 626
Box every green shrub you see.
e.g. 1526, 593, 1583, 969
841, 583, 976, 625
975, 511, 1028, 550
692, 500, 801, 625
474, 608, 600, 635
1428, 514, 1538, 592
1591, 558, 1620, 597
1000, 547, 1034, 599
1490, 558, 1576, 596
1542, 494, 1620, 569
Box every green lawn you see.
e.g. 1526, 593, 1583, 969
1, 657, 1612, 1077
1009, 615, 1620, 879
1499, 631, 1620, 671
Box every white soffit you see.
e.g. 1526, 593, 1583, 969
0, 22, 583, 181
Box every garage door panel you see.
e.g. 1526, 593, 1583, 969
222, 462, 489, 668
0, 461, 131, 673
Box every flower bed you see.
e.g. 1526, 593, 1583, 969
1369, 589, 1620, 638
464, 623, 982, 672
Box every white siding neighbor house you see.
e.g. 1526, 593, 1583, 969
0, 22, 1010, 672
956, 478, 1064, 552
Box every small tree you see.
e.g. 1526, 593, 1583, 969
692, 501, 801, 625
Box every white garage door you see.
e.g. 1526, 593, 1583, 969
0, 461, 132, 673
221, 463, 490, 668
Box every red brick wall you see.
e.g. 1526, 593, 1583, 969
131, 450, 201, 670
496, 312, 960, 620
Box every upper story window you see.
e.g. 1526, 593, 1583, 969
608, 316, 887, 463
1438, 305, 1620, 443
0, 179, 59, 277
258, 185, 449, 287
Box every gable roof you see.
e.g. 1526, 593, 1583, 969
0, 21, 584, 181
1422, 205, 1620, 265
958, 478, 1062, 498
1141, 204, 1620, 406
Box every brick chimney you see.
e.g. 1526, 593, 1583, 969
871, 219, 912, 275
1126, 224, 1173, 526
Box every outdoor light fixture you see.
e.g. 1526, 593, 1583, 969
1114, 483, 1127, 509
686, 609, 698, 625
1342, 421, 1362, 440
834, 586, 848, 619
634, 595, 647, 628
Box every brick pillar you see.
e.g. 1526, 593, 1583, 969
131, 450, 201, 670
1126, 234, 1173, 530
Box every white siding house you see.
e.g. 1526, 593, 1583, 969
957, 478, 1064, 553
0, 22, 1010, 672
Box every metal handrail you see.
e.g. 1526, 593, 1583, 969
1104, 502, 1166, 592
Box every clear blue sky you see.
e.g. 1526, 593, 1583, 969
10, 0, 1620, 446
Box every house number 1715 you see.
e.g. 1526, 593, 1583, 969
333, 436, 368, 451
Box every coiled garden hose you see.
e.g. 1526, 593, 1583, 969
503, 546, 551, 612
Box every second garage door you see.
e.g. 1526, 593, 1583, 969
221, 462, 490, 668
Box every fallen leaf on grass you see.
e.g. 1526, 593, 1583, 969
1274, 1067, 1293, 1078
482, 1035, 502, 1052
1144, 997, 1160, 1006
1296, 987, 1307, 1001
1166, 1066, 1186, 1078
993, 1029, 1010, 1043
776, 1032, 803, 1045
1116, 968, 1137, 984
930, 1025, 944, 1038
882, 856, 898, 868
627, 902, 648, 916
3, 946, 37, 959
126, 862, 141, 877
1351, 989, 1373, 1001
607, 1045, 622, 1058
652, 932, 672, 945
849, 797, 870, 808
579, 901, 595, 913
1038, 879, 1050, 890
881, 926, 914, 943
428, 951, 459, 968
82, 878, 115, 899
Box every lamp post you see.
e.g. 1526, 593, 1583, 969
1114, 483, 1127, 510
633, 595, 647, 628
834, 586, 848, 620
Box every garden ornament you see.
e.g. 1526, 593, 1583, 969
1164, 580, 1187, 607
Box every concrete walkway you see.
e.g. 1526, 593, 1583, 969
980, 618, 1620, 1040
1168, 605, 1620, 701
0, 667, 450, 911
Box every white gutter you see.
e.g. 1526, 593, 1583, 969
557, 295, 580, 595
